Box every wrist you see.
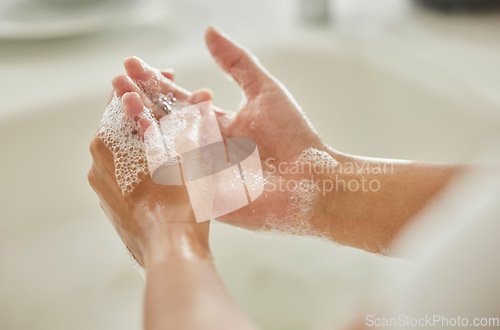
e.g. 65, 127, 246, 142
143, 222, 212, 268
312, 148, 356, 241
316, 149, 402, 251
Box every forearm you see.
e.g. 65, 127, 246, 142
143, 224, 257, 330
317, 149, 466, 253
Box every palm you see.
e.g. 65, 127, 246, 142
216, 88, 324, 230
200, 26, 331, 230
230, 89, 321, 162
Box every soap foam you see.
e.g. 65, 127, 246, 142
264, 178, 325, 237
97, 95, 151, 194
263, 148, 338, 239
97, 93, 191, 195
296, 147, 338, 170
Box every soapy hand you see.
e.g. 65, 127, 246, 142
88, 65, 213, 267
89, 26, 339, 263
89, 26, 462, 260
204, 26, 337, 235
121, 27, 337, 236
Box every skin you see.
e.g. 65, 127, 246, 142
203, 27, 464, 253
89, 26, 467, 329
90, 61, 257, 330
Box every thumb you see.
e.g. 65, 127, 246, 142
205, 26, 276, 98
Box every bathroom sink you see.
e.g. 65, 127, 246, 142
1, 43, 499, 330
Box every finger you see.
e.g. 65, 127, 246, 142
188, 88, 213, 104
123, 92, 144, 118
160, 69, 174, 81
112, 74, 162, 120
89, 138, 115, 176
123, 92, 154, 137
138, 117, 153, 135
124, 57, 190, 100
213, 105, 232, 116
205, 26, 277, 98
112, 74, 142, 98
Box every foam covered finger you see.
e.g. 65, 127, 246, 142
111, 74, 163, 120
123, 92, 154, 137
123, 92, 144, 118
124, 57, 191, 101
112, 74, 142, 98
138, 117, 153, 135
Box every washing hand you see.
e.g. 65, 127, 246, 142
203, 27, 465, 252
89, 56, 259, 330
203, 26, 338, 235
90, 26, 463, 263
88, 61, 213, 268
87, 24, 479, 330
93, 26, 339, 241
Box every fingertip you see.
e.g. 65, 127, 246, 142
204, 26, 238, 75
112, 74, 136, 97
189, 88, 213, 103
123, 91, 137, 100
204, 26, 273, 97
205, 25, 225, 55
123, 92, 143, 118
123, 91, 141, 104
123, 56, 141, 74
160, 69, 174, 80
124, 56, 152, 81
205, 25, 218, 41
123, 56, 140, 66
111, 74, 125, 89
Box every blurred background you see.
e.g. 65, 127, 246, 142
1, 0, 499, 329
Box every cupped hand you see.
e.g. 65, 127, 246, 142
88, 65, 212, 267
90, 26, 339, 258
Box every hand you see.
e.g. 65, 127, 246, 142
204, 27, 339, 236
122, 27, 339, 237
88, 63, 212, 267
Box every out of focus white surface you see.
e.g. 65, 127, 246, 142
376, 168, 500, 329
1, 0, 500, 120
1, 0, 499, 329
0, 0, 160, 39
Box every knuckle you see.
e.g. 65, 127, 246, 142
89, 136, 106, 154
89, 139, 95, 152
89, 140, 99, 158
227, 50, 247, 71
87, 169, 95, 186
